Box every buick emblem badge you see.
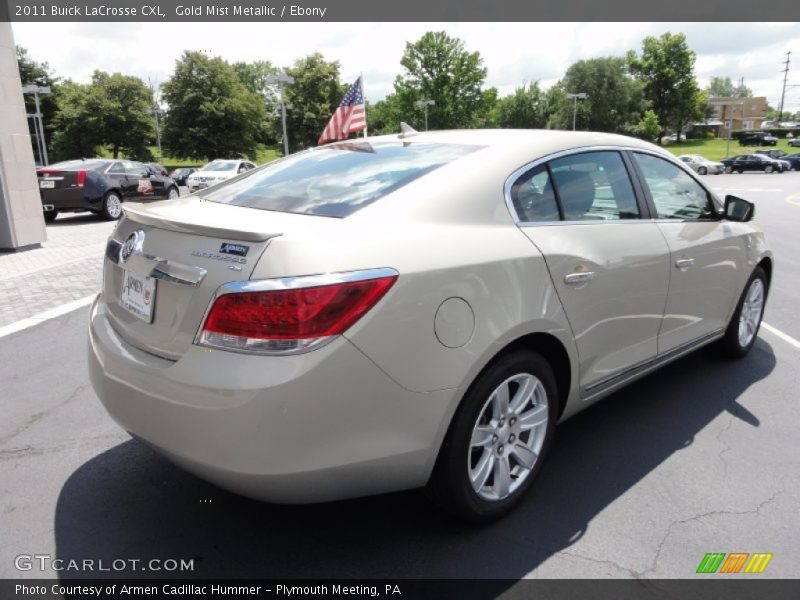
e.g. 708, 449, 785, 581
120, 230, 145, 263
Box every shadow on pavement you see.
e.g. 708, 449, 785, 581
54, 340, 776, 579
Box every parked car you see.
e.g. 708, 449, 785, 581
739, 132, 778, 146
782, 153, 800, 170
169, 167, 198, 186
721, 154, 784, 174
37, 158, 180, 222
90, 130, 771, 521
677, 154, 724, 175
186, 159, 257, 192
788, 138, 800, 147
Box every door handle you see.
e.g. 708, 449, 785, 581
675, 258, 695, 269
564, 271, 596, 284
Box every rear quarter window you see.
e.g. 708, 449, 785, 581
200, 141, 482, 218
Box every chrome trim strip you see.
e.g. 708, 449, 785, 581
581, 328, 725, 398
219, 267, 400, 294
105, 237, 207, 287
192, 267, 400, 356
503, 145, 716, 227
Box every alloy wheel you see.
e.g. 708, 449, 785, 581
468, 373, 548, 501
738, 278, 765, 348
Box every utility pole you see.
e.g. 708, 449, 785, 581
414, 99, 435, 131
566, 93, 588, 131
266, 73, 294, 156
777, 51, 791, 125
150, 106, 163, 162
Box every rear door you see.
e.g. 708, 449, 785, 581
512, 150, 671, 394
122, 161, 154, 200
630, 152, 745, 353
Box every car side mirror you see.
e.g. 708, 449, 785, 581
724, 195, 754, 222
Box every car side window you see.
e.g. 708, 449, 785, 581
549, 151, 640, 220
633, 153, 712, 220
123, 161, 148, 178
509, 164, 560, 222
107, 162, 125, 174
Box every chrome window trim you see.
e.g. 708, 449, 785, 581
503, 145, 717, 227
192, 267, 400, 356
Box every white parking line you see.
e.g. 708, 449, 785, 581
761, 322, 800, 351
0, 295, 95, 339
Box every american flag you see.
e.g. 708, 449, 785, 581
318, 76, 366, 145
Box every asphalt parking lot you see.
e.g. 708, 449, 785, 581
1, 173, 799, 583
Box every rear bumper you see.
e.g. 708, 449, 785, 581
40, 189, 102, 212
88, 296, 455, 503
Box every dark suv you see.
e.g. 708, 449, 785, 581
739, 132, 778, 146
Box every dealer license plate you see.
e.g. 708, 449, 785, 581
119, 269, 156, 323
39, 180, 55, 188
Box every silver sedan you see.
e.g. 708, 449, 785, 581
677, 153, 725, 175
89, 130, 772, 521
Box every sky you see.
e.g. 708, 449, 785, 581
11, 22, 800, 114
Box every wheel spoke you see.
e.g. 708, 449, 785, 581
494, 456, 511, 498
491, 384, 510, 419
510, 376, 536, 414
471, 426, 495, 448
518, 404, 548, 430
512, 443, 538, 470
470, 450, 494, 490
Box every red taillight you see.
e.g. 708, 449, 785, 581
76, 169, 86, 187
198, 274, 397, 354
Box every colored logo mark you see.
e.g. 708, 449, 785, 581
696, 552, 773, 574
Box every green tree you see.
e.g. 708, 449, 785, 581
284, 53, 345, 150
50, 80, 105, 160
392, 31, 488, 130
91, 71, 155, 160
367, 94, 404, 135
50, 72, 154, 161
628, 32, 704, 144
233, 60, 280, 145
706, 76, 753, 98
161, 51, 267, 161
552, 57, 647, 133
632, 109, 661, 141
495, 82, 548, 129
544, 85, 569, 129
15, 46, 60, 162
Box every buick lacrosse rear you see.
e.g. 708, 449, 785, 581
89, 130, 771, 520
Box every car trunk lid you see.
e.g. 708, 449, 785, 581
102, 197, 324, 360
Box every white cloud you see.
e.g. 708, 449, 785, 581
10, 21, 800, 112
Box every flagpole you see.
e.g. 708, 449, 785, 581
362, 72, 368, 139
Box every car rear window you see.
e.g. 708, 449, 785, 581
200, 141, 482, 217
45, 160, 109, 172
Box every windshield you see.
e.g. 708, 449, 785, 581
200, 141, 482, 218
203, 161, 238, 172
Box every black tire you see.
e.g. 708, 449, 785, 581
43, 209, 58, 223
764, 165, 773, 174
101, 191, 123, 220
718, 267, 768, 358
698, 166, 707, 175
167, 186, 180, 200
427, 349, 558, 522
724, 166, 733, 174
736, 169, 743, 174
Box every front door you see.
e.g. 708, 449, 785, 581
630, 152, 745, 353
